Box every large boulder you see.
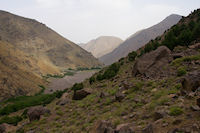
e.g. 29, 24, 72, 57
91, 120, 115, 133
27, 106, 50, 122
72, 88, 92, 100
132, 46, 172, 78
142, 124, 154, 133
115, 123, 135, 133
181, 70, 200, 94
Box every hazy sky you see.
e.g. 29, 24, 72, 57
0, 0, 199, 43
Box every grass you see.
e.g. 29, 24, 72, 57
171, 54, 200, 67
0, 90, 66, 115
169, 107, 183, 116
177, 67, 187, 76
0, 115, 23, 126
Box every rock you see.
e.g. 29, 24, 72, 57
56, 98, 70, 106
189, 43, 200, 49
132, 46, 172, 78
0, 123, 16, 133
72, 88, 92, 100
190, 105, 200, 111
181, 70, 200, 94
91, 120, 114, 133
142, 124, 154, 133
0, 124, 5, 133
172, 119, 182, 125
153, 110, 166, 121
115, 91, 125, 102
168, 94, 178, 99
27, 106, 50, 122
115, 123, 135, 133
122, 81, 130, 90
99, 92, 109, 98
197, 98, 200, 107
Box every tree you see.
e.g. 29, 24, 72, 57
128, 51, 137, 61
71, 83, 83, 92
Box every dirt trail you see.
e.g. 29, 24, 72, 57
45, 71, 97, 94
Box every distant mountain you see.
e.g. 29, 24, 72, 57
82, 36, 123, 58
0, 10, 101, 100
100, 14, 182, 65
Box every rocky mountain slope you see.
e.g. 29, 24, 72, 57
0, 10, 101, 100
100, 14, 182, 65
82, 36, 123, 58
0, 9, 200, 133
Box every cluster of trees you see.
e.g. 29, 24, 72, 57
140, 10, 200, 55
96, 63, 120, 81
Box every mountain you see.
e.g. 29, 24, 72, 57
0, 10, 101, 100
82, 36, 123, 58
100, 14, 182, 65
3, 9, 200, 133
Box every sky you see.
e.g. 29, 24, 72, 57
0, 0, 200, 43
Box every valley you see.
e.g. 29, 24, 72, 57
0, 3, 199, 133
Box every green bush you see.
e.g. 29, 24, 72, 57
96, 63, 120, 81
0, 90, 66, 115
89, 77, 95, 84
128, 51, 137, 61
71, 83, 84, 92
177, 67, 187, 76
0, 116, 23, 126
169, 107, 183, 116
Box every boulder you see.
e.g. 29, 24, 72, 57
115, 123, 135, 133
189, 43, 200, 49
91, 120, 114, 133
142, 124, 154, 133
0, 123, 16, 133
181, 70, 200, 94
0, 124, 5, 133
153, 110, 167, 121
56, 92, 71, 106
27, 106, 50, 122
132, 46, 172, 78
99, 92, 109, 98
73, 88, 92, 100
115, 91, 125, 102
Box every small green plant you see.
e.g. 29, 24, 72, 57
128, 51, 137, 61
89, 76, 95, 84
71, 83, 84, 92
177, 67, 187, 76
0, 115, 23, 126
169, 107, 183, 116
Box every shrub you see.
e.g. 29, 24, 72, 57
89, 77, 95, 84
177, 67, 187, 76
0, 90, 66, 115
0, 115, 23, 126
128, 51, 137, 61
71, 83, 84, 92
169, 107, 183, 116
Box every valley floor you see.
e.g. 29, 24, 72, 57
45, 70, 98, 94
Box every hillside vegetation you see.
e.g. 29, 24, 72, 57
0, 9, 200, 133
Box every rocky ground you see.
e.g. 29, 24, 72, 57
3, 43, 198, 133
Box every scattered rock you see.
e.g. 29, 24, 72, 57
0, 124, 5, 133
56, 98, 70, 106
27, 106, 50, 122
181, 70, 200, 94
132, 46, 173, 78
168, 94, 178, 99
197, 98, 200, 107
153, 110, 166, 121
142, 124, 154, 133
115, 123, 135, 133
73, 88, 92, 100
189, 43, 200, 49
92, 120, 114, 133
190, 105, 200, 111
115, 91, 125, 102
172, 119, 182, 125
99, 92, 109, 98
